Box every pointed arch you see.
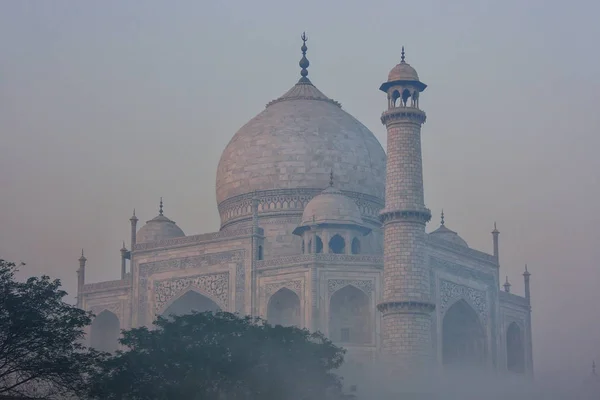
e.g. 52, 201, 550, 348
267, 288, 300, 327
506, 322, 525, 373
442, 299, 487, 367
315, 236, 323, 253
351, 237, 361, 254
161, 289, 221, 317
90, 310, 120, 353
329, 285, 371, 344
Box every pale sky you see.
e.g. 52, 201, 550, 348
1, 0, 599, 383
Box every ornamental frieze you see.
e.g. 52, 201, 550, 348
327, 279, 374, 298
218, 188, 383, 226
257, 254, 383, 269
137, 250, 245, 325
154, 273, 229, 313
89, 302, 122, 319
264, 280, 303, 298
133, 228, 255, 252
439, 279, 488, 326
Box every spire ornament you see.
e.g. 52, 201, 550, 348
401, 46, 406, 63
503, 276, 511, 293
329, 170, 334, 187
159, 197, 164, 216
441, 209, 445, 226
299, 32, 310, 82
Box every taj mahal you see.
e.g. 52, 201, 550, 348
76, 34, 534, 379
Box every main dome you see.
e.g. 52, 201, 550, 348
216, 79, 386, 207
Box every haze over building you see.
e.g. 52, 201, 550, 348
76, 35, 535, 380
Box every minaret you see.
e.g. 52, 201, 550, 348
77, 249, 86, 308
129, 209, 138, 249
377, 47, 435, 375
492, 222, 500, 263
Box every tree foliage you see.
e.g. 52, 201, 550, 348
87, 311, 346, 400
0, 260, 102, 399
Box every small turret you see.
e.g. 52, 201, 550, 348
503, 276, 511, 293
492, 222, 500, 263
523, 264, 531, 301
129, 209, 138, 248
120, 241, 128, 279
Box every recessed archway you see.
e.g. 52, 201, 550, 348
267, 288, 301, 327
162, 290, 221, 318
442, 299, 487, 367
329, 285, 371, 344
90, 310, 120, 353
506, 322, 525, 373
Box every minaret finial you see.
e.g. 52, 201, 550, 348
401, 46, 406, 63
159, 197, 163, 216
133, 208, 136, 217
329, 169, 334, 187
299, 32, 310, 80
441, 209, 445, 226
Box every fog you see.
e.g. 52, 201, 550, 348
1, 0, 599, 391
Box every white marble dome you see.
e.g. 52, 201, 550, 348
215, 79, 386, 207
300, 186, 363, 227
137, 214, 185, 244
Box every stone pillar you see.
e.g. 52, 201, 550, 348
377, 50, 435, 378
120, 242, 127, 279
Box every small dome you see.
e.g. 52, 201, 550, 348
387, 62, 420, 82
136, 202, 185, 243
293, 184, 370, 236
429, 224, 469, 248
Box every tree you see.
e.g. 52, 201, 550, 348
0, 260, 102, 399
87, 311, 347, 400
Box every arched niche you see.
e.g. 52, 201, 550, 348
329, 234, 345, 254
162, 289, 221, 318
315, 236, 323, 254
267, 287, 300, 327
329, 285, 371, 344
442, 299, 487, 368
506, 322, 525, 373
90, 310, 120, 353
351, 237, 361, 254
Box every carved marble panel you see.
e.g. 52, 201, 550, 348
154, 272, 229, 313
439, 279, 488, 326
327, 279, 374, 298
264, 280, 303, 298
138, 250, 245, 325
89, 302, 122, 319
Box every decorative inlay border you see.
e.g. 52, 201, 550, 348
83, 278, 131, 293
439, 279, 488, 326
154, 272, 229, 313
257, 254, 383, 269
218, 188, 384, 228
327, 279, 374, 298
133, 228, 258, 252
138, 250, 245, 325
264, 280, 303, 298
89, 302, 122, 319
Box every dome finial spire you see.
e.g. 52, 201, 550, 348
401, 46, 406, 63
441, 209, 445, 225
299, 32, 310, 82
329, 169, 334, 187
159, 197, 164, 216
